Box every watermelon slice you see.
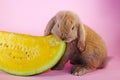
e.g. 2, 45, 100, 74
0, 31, 66, 76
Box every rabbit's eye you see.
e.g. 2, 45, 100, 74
72, 26, 74, 30
58, 24, 59, 28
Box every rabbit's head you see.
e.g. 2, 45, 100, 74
52, 11, 82, 42
45, 11, 85, 51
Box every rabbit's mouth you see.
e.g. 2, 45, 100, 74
61, 37, 76, 43
53, 35, 71, 43
51, 32, 75, 43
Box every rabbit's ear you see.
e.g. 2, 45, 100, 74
44, 16, 56, 36
77, 23, 86, 52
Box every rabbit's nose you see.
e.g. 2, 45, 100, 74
61, 37, 66, 40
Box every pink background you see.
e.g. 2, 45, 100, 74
0, 0, 120, 80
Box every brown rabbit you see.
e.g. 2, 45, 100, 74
44, 11, 107, 76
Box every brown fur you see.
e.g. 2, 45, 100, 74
44, 11, 107, 76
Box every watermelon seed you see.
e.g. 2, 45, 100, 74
26, 52, 28, 54
19, 57, 22, 59
4, 43, 9, 48
27, 55, 30, 57
0, 43, 2, 46
13, 56, 15, 59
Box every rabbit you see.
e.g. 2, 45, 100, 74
44, 11, 107, 76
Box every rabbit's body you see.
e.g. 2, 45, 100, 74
70, 25, 107, 70
44, 11, 107, 76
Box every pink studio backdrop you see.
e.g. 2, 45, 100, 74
0, 0, 120, 80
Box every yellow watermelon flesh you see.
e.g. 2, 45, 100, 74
0, 31, 66, 76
